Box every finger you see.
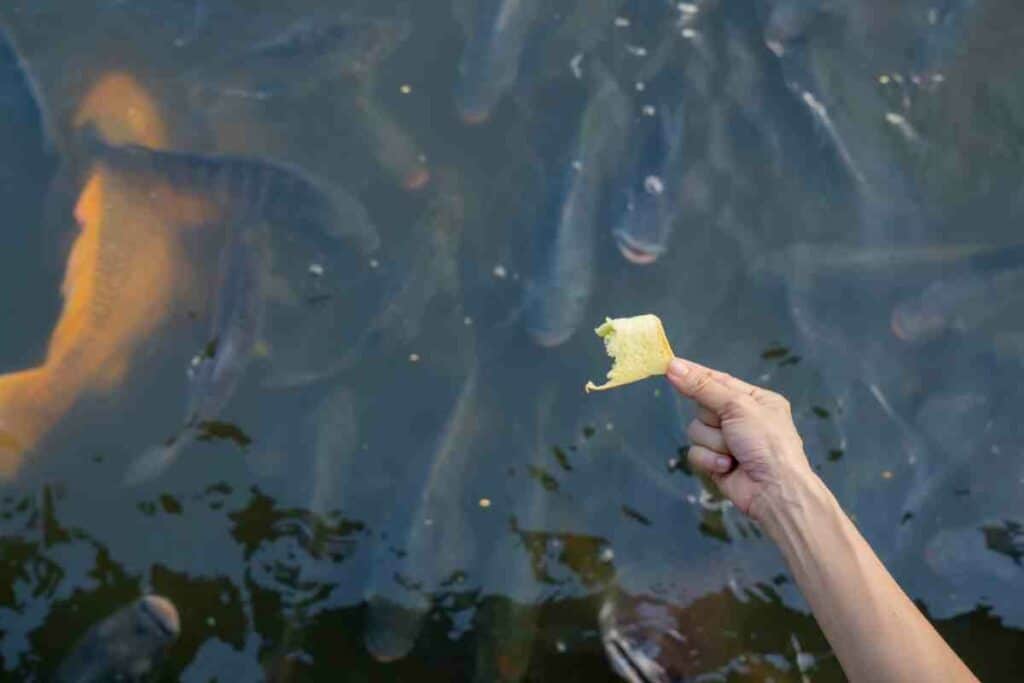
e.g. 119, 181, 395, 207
686, 419, 728, 454
696, 406, 720, 428
687, 445, 736, 476
666, 358, 740, 413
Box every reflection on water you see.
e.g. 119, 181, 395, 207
1, 0, 1024, 680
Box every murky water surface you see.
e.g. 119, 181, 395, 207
1, 0, 1022, 680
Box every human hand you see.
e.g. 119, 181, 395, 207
665, 357, 816, 523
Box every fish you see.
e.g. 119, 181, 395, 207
88, 135, 380, 254
352, 91, 430, 191
891, 267, 1024, 343
0, 73, 202, 477
187, 11, 411, 102
454, 0, 542, 124
524, 66, 630, 347
599, 595, 686, 683
611, 98, 686, 264
363, 364, 482, 663
124, 224, 268, 486
56, 595, 180, 683
763, 0, 830, 57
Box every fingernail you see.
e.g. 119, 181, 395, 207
715, 456, 733, 472
667, 358, 688, 378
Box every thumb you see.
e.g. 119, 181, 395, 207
666, 358, 737, 414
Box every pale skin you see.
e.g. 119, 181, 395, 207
665, 357, 979, 683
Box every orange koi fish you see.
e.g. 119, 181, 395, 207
0, 72, 216, 477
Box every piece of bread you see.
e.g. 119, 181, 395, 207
585, 314, 674, 393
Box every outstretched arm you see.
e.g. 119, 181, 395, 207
665, 357, 978, 683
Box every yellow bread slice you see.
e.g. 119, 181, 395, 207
585, 314, 674, 393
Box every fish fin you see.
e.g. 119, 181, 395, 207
123, 440, 184, 487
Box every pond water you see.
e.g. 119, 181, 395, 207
0, 0, 1022, 680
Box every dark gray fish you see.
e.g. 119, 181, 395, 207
188, 11, 411, 100
891, 267, 1024, 343
363, 364, 481, 662
454, 0, 542, 124
599, 595, 685, 683
125, 225, 268, 485
612, 97, 685, 264
88, 136, 379, 254
524, 66, 630, 347
56, 595, 180, 683
352, 91, 430, 191
763, 0, 831, 57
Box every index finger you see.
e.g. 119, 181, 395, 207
666, 358, 744, 413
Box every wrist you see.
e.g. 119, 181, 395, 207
753, 463, 837, 543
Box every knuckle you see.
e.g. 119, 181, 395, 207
691, 370, 717, 395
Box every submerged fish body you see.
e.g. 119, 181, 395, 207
0, 96, 199, 476
891, 266, 1024, 343
56, 595, 180, 683
612, 96, 686, 265
353, 92, 430, 191
188, 10, 412, 101
524, 68, 630, 347
125, 224, 268, 486
599, 595, 685, 683
364, 365, 482, 663
455, 0, 542, 123
90, 138, 379, 254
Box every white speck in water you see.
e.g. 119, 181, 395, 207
418, 153, 428, 163
686, 494, 697, 504
463, 316, 473, 326
932, 73, 945, 84
614, 16, 631, 27
556, 640, 568, 653
928, 7, 939, 25
369, 258, 380, 269
626, 44, 648, 57
599, 546, 615, 563
605, 422, 614, 431
635, 81, 646, 92
681, 28, 699, 39
570, 53, 584, 79
400, 84, 412, 94
206, 617, 216, 627
644, 175, 665, 195
892, 73, 904, 84
409, 353, 420, 363
642, 104, 656, 116
493, 264, 508, 279
878, 74, 891, 84
572, 160, 583, 171
308, 263, 324, 277
678, 3, 698, 15
479, 498, 491, 508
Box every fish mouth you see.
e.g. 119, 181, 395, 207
403, 167, 431, 191
614, 231, 664, 265
459, 106, 492, 126
527, 326, 575, 348
139, 595, 181, 639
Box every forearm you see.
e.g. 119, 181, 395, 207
761, 471, 978, 683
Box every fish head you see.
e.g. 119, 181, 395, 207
890, 299, 946, 343
612, 185, 673, 265
523, 278, 589, 348
764, 0, 826, 56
